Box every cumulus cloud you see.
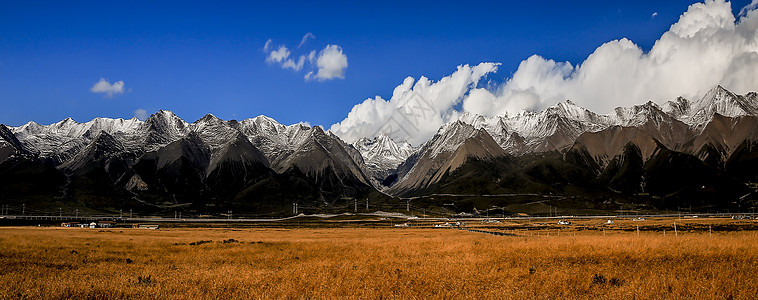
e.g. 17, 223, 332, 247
330, 0, 758, 144
134, 108, 148, 120
652, 12, 658, 18
305, 45, 348, 81
264, 39, 347, 81
298, 32, 315, 48
329, 63, 499, 145
90, 78, 125, 97
460, 0, 758, 116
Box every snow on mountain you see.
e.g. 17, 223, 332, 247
661, 96, 691, 119
458, 87, 758, 155
11, 116, 144, 164
390, 120, 506, 192
237, 115, 313, 165
236, 115, 373, 186
59, 131, 128, 172
5, 85, 757, 194
457, 100, 612, 153
141, 110, 189, 150
190, 114, 239, 151
352, 134, 412, 180
686, 86, 758, 128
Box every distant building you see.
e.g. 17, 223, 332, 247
98, 221, 116, 228
133, 224, 160, 230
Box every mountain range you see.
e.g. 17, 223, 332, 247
2, 85, 757, 215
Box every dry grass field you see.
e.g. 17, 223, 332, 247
1, 221, 758, 299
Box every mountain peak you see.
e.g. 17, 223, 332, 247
196, 113, 222, 124
56, 117, 77, 126
146, 110, 183, 123
686, 85, 758, 127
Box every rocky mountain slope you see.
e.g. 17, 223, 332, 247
2, 85, 758, 214
1, 111, 379, 215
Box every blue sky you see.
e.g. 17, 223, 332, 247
0, 0, 753, 127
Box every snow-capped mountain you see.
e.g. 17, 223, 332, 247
2, 111, 379, 213
352, 134, 413, 181
237, 115, 315, 166
3, 85, 758, 213
390, 120, 506, 193
453, 86, 758, 156
686, 86, 758, 128
11, 116, 144, 164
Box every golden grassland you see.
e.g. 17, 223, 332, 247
1, 220, 758, 299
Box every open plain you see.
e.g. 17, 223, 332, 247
1, 217, 758, 299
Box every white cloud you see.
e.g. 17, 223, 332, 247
264, 39, 347, 81
305, 45, 348, 81
264, 43, 309, 71
134, 108, 148, 120
740, 0, 758, 17
263, 39, 273, 52
652, 12, 658, 18
282, 55, 306, 71
329, 63, 499, 145
298, 32, 315, 48
460, 0, 758, 116
90, 78, 125, 97
331, 0, 758, 145
266, 45, 290, 63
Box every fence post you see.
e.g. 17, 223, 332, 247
674, 222, 678, 237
